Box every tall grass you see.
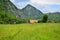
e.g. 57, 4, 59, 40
0, 23, 60, 40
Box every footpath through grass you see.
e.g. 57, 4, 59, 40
0, 23, 60, 40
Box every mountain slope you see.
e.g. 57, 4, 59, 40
0, 0, 23, 18
22, 4, 43, 20
47, 12, 60, 22
0, 0, 24, 24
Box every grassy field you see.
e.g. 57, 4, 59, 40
0, 23, 60, 40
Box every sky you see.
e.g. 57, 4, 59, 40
10, 0, 60, 13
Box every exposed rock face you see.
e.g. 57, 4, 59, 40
22, 4, 43, 20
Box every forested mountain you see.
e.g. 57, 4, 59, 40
0, 0, 25, 24
0, 0, 23, 18
47, 12, 60, 23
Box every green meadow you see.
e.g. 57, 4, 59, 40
0, 23, 60, 40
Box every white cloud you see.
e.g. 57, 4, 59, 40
10, 0, 60, 5
10, 0, 60, 13
17, 2, 29, 9
30, 0, 60, 5
28, 0, 60, 13
10, 0, 14, 2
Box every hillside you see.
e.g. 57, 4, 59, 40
22, 4, 43, 20
0, 0, 25, 24
0, 0, 23, 18
47, 12, 60, 22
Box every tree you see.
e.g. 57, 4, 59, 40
42, 14, 48, 23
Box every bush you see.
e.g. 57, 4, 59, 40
47, 20, 57, 23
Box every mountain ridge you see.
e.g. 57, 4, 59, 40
21, 4, 43, 20
47, 12, 60, 22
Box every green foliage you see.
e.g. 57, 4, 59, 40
38, 20, 42, 23
0, 0, 27, 24
47, 12, 60, 23
0, 10, 26, 24
47, 20, 57, 23
42, 14, 48, 23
